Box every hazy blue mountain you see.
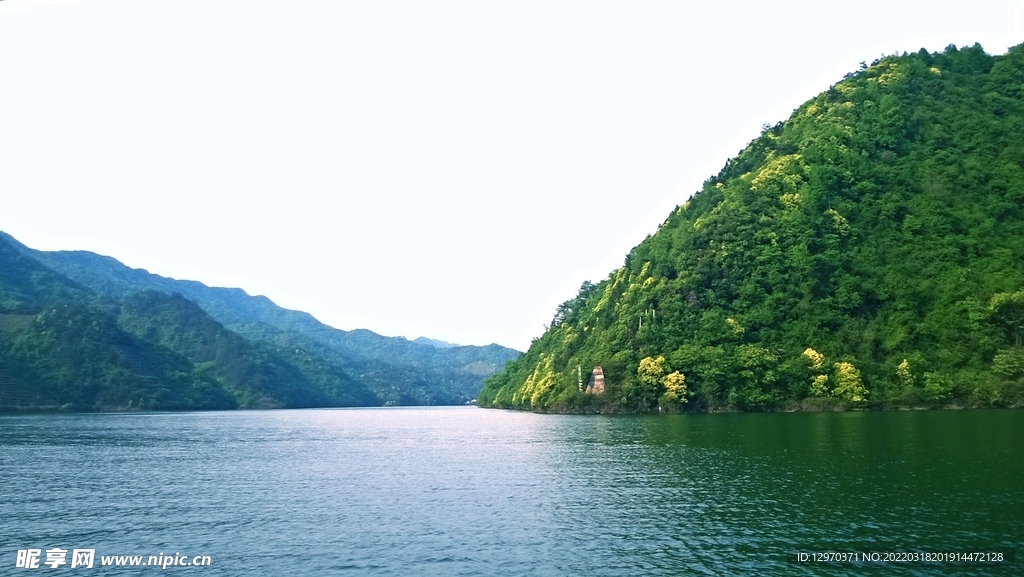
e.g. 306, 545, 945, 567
413, 336, 459, 349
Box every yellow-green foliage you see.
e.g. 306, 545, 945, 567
726, 318, 745, 335
738, 345, 775, 367
637, 261, 651, 280
514, 354, 556, 408
873, 60, 907, 86
749, 153, 806, 196
803, 348, 824, 370
896, 359, 914, 387
638, 356, 666, 385
561, 326, 578, 348
825, 209, 852, 236
780, 193, 802, 210
832, 362, 868, 403
661, 371, 687, 403
592, 269, 627, 314
810, 375, 830, 397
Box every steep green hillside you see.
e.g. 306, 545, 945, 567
480, 43, 1024, 413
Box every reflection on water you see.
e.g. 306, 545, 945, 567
1, 408, 1021, 575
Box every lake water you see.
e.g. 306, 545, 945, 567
1, 407, 1022, 575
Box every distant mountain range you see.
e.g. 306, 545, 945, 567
412, 336, 459, 349
0, 232, 520, 411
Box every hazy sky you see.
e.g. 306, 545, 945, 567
2, 0, 1022, 350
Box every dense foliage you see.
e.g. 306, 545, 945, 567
10, 236, 521, 403
0, 233, 520, 411
118, 291, 376, 408
0, 241, 235, 411
480, 43, 1024, 413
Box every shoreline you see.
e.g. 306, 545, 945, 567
479, 398, 1024, 415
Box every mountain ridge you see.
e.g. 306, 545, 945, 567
0, 232, 520, 411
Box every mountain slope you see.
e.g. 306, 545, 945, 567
0, 237, 237, 411
3, 233, 521, 404
413, 337, 459, 349
117, 291, 376, 408
0, 234, 383, 411
480, 43, 1024, 413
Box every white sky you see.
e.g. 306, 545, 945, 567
2, 0, 1023, 350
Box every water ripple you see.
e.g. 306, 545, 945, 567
1, 407, 1022, 575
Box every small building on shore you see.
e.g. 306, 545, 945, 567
585, 366, 605, 395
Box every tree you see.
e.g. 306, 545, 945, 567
660, 371, 687, 404
634, 356, 667, 409
922, 372, 955, 401
896, 359, 914, 388
802, 348, 824, 370
832, 362, 868, 403
810, 375, 830, 397
637, 356, 667, 385
990, 291, 1024, 347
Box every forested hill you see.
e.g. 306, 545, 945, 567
480, 43, 1024, 413
0, 237, 239, 411
3, 235, 520, 405
0, 233, 520, 411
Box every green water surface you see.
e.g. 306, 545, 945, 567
1, 407, 1021, 575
